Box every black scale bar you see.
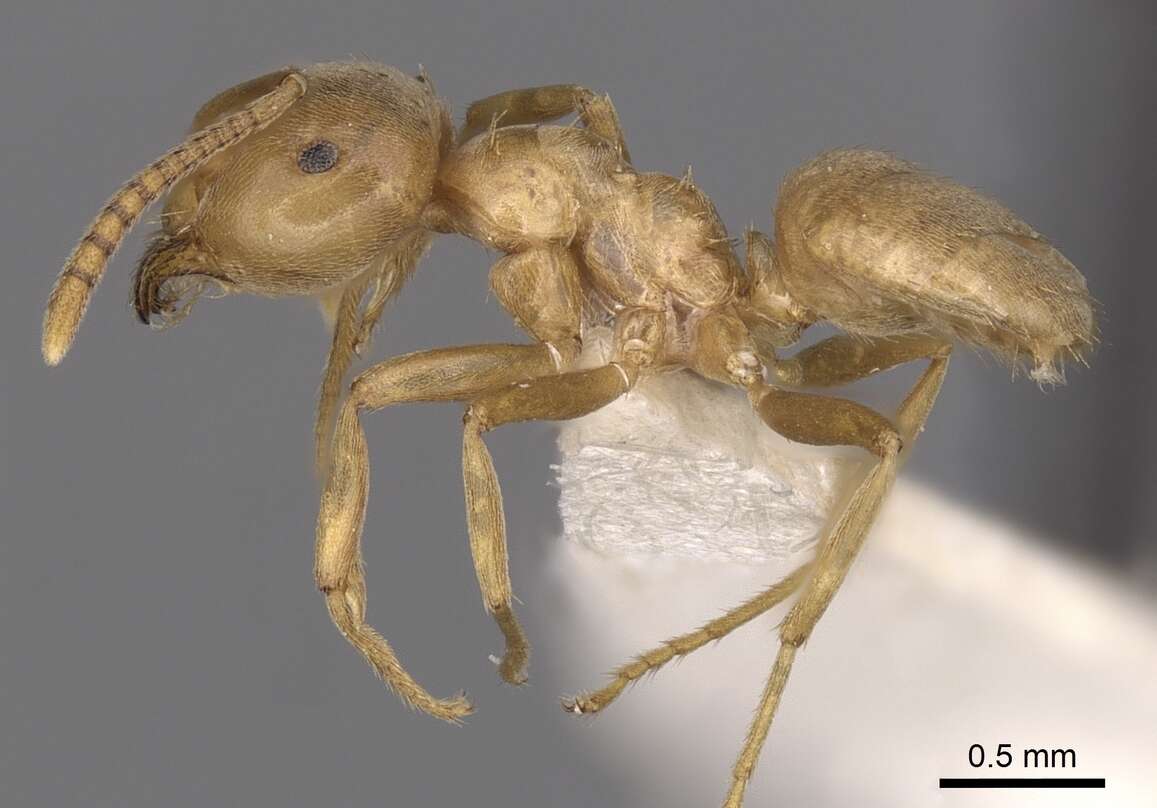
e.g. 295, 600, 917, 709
940, 778, 1105, 789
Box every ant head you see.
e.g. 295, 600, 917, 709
135, 62, 452, 325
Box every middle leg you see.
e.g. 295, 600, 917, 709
562, 561, 813, 715
459, 306, 665, 683
313, 231, 433, 478
317, 341, 561, 720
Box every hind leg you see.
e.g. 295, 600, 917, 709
722, 326, 949, 806
725, 384, 904, 806
694, 313, 951, 806
773, 333, 951, 446
567, 311, 950, 807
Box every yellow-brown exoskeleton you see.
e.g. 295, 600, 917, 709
42, 61, 1097, 808
43, 63, 453, 473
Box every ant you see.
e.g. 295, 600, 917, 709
42, 61, 1095, 807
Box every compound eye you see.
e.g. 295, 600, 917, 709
298, 140, 340, 174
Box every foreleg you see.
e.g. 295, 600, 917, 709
317, 342, 560, 720
317, 244, 590, 708
314, 273, 373, 478
314, 232, 433, 477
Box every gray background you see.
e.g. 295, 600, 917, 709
2, 1, 1154, 806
